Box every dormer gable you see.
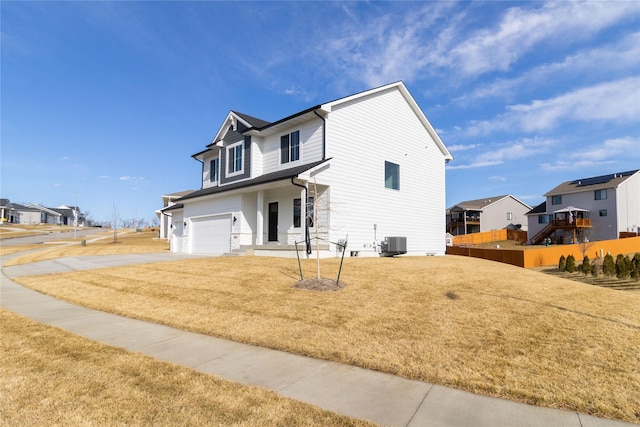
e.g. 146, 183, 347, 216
208, 111, 270, 147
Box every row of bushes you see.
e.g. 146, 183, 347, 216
558, 253, 640, 280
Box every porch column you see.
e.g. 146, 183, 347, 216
256, 190, 264, 245
300, 187, 307, 243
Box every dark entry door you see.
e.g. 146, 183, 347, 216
268, 202, 278, 242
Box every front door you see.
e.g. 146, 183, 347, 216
268, 202, 278, 242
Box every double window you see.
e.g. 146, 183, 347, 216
227, 142, 243, 175
551, 195, 562, 205
594, 189, 607, 200
281, 130, 300, 164
385, 161, 400, 190
209, 158, 219, 183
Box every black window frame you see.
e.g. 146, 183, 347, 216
551, 195, 562, 205
594, 189, 607, 200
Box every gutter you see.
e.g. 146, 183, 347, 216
291, 177, 312, 255
313, 109, 326, 160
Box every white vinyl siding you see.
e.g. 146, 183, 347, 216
262, 120, 323, 173
319, 87, 447, 255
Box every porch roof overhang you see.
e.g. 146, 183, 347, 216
553, 206, 589, 213
177, 159, 330, 203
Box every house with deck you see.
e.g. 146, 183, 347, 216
162, 82, 453, 257
526, 170, 640, 244
446, 195, 530, 236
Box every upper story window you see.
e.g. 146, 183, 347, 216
551, 195, 562, 205
227, 141, 243, 176
507, 212, 513, 221
280, 130, 300, 164
385, 161, 400, 190
209, 158, 219, 184
594, 189, 607, 200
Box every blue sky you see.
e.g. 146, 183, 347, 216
2, 1, 639, 224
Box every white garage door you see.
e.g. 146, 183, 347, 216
190, 215, 231, 254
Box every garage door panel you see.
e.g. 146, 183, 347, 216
190, 215, 231, 254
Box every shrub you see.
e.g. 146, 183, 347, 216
602, 253, 615, 278
566, 254, 576, 273
631, 253, 640, 281
580, 256, 591, 276
615, 254, 630, 279
590, 263, 599, 278
558, 255, 566, 272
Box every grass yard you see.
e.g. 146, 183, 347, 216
11, 254, 640, 424
2, 228, 169, 266
0, 309, 373, 426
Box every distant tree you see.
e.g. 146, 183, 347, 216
558, 255, 566, 272
602, 253, 615, 278
576, 228, 595, 259
566, 254, 576, 273
580, 256, 591, 276
615, 254, 630, 279
111, 203, 121, 243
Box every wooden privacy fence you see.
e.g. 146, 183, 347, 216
447, 236, 640, 268
451, 229, 527, 246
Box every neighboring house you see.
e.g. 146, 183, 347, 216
11, 203, 42, 225
446, 195, 531, 236
164, 81, 453, 257
1, 199, 14, 223
526, 170, 640, 244
52, 205, 85, 226
26, 204, 63, 224
157, 190, 195, 239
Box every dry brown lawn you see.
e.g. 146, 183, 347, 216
2, 229, 168, 266
0, 309, 373, 426
12, 254, 640, 424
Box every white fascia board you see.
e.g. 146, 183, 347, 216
210, 111, 253, 145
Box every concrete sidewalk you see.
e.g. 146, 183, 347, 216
0, 253, 634, 427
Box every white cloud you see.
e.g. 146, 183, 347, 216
465, 77, 640, 135
119, 176, 144, 181
489, 176, 506, 182
447, 137, 555, 169
455, 32, 640, 103
447, 143, 480, 152
450, 1, 638, 75
539, 136, 640, 170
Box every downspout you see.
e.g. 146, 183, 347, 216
313, 109, 326, 160
291, 177, 312, 254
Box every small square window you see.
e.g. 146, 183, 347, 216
384, 161, 400, 190
594, 189, 607, 200
551, 195, 562, 205
599, 209, 607, 217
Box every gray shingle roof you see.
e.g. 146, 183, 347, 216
526, 201, 547, 215
544, 170, 639, 196
178, 159, 330, 202
449, 195, 510, 211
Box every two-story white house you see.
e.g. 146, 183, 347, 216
163, 82, 453, 257
446, 195, 530, 236
526, 170, 640, 244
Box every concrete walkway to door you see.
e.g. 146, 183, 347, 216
1, 253, 635, 427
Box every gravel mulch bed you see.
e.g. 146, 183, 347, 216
292, 278, 346, 291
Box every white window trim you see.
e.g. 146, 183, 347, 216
280, 130, 302, 166
226, 141, 244, 177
